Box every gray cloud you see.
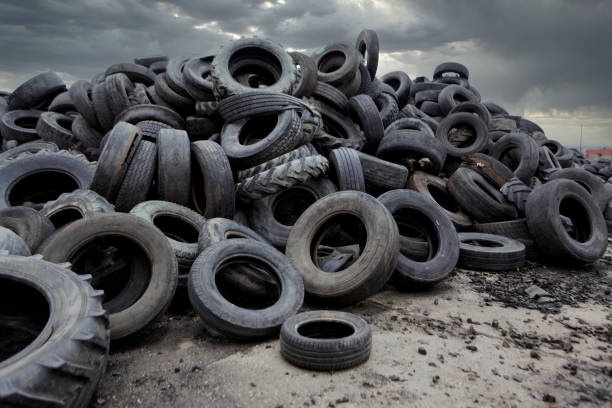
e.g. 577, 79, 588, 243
0, 0, 610, 146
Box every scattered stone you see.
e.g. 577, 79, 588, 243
512, 375, 523, 383
432, 375, 440, 384
466, 345, 477, 352
543, 394, 556, 403
418, 347, 427, 355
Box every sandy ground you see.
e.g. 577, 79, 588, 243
92, 244, 612, 408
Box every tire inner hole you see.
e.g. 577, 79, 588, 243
427, 183, 459, 213
297, 320, 355, 339
318, 51, 346, 74
239, 113, 278, 145
393, 209, 439, 262
272, 187, 317, 226
69, 235, 152, 314
9, 171, 79, 207
57, 117, 73, 132
0, 278, 49, 364
48, 207, 84, 229
215, 258, 281, 310
229, 47, 281, 88
14, 116, 39, 129
321, 113, 348, 140
559, 197, 591, 243
448, 124, 476, 148
386, 78, 400, 91
153, 214, 199, 243
310, 214, 367, 272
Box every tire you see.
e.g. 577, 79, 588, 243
500, 177, 532, 212
433, 62, 469, 80
538, 139, 574, 168
114, 140, 157, 212
154, 73, 195, 112
447, 167, 518, 223
285, 191, 399, 306
374, 92, 399, 127
0, 206, 55, 251
221, 109, 302, 168
7, 72, 66, 110
130, 200, 205, 275
69, 80, 102, 130
457, 232, 526, 271
483, 101, 508, 115
355, 151, 409, 191
134, 55, 168, 68
290, 52, 318, 98
378, 189, 459, 288
312, 43, 360, 87
188, 239, 304, 339
115, 104, 185, 129
90, 121, 140, 201
280, 310, 371, 371
248, 176, 337, 248
312, 82, 349, 112
490, 116, 517, 132
40, 189, 115, 229
164, 57, 192, 97
472, 218, 531, 240
91, 82, 115, 132
135, 120, 171, 142
0, 140, 59, 164
105, 73, 134, 117
157, 129, 191, 206
236, 144, 317, 182
328, 147, 366, 191
0, 227, 31, 255
36, 111, 76, 149
376, 130, 446, 175
0, 110, 43, 143
72, 115, 103, 150
356, 29, 379, 79
198, 217, 267, 252
348, 94, 384, 149
48, 91, 75, 114
183, 56, 216, 101
236, 155, 329, 201
489, 132, 539, 184
537, 146, 561, 177
420, 101, 442, 117
0, 150, 94, 209
381, 71, 411, 108
436, 113, 489, 158
546, 168, 608, 210
105, 63, 156, 87
186, 115, 222, 139
218, 91, 309, 122
437, 84, 479, 115
191, 141, 235, 218
0, 255, 109, 407
407, 171, 472, 229
449, 101, 491, 125
311, 101, 364, 153
398, 104, 439, 133
384, 117, 435, 139
526, 179, 607, 265
39, 213, 178, 339
460, 153, 513, 188
212, 38, 297, 98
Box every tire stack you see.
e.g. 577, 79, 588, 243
0, 29, 610, 405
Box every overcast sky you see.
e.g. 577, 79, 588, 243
1, 0, 610, 148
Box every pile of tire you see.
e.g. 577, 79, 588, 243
0, 29, 610, 405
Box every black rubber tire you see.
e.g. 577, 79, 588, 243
39, 213, 178, 339
114, 104, 185, 129
182, 56, 215, 101
356, 29, 379, 79
407, 171, 472, 229
236, 155, 329, 201
489, 132, 539, 184
154, 73, 195, 113
36, 111, 76, 149
436, 113, 489, 158
374, 92, 399, 127
188, 239, 304, 339
91, 82, 115, 132
114, 140, 157, 212
71, 115, 103, 149
0, 255, 109, 407
248, 176, 337, 248
312, 82, 349, 112
489, 116, 518, 132
191, 140, 235, 218
40, 189, 115, 229
312, 43, 360, 87
449, 101, 492, 125
433, 62, 469, 80
0, 150, 94, 209
460, 153, 514, 188
48, 91, 75, 114
437, 84, 479, 115
0, 206, 55, 251
500, 177, 532, 212
310, 101, 364, 153
236, 144, 317, 182
280, 310, 371, 371
447, 167, 518, 223
349, 94, 384, 150
134, 55, 168, 68
0, 110, 43, 143
217, 91, 308, 122
538, 139, 574, 168
483, 101, 508, 115
212, 38, 297, 98
415, 89, 441, 107
398, 104, 439, 132
290, 52, 318, 98
197, 217, 267, 252
328, 147, 366, 191
457, 232, 526, 271
526, 179, 607, 265
105, 73, 134, 117
105, 63, 156, 87
0, 226, 31, 255
378, 189, 459, 288
285, 191, 399, 306
134, 120, 171, 143
537, 145, 561, 177
221, 109, 302, 169
69, 80, 102, 130
545, 168, 608, 210
376, 130, 446, 175
130, 200, 205, 274
381, 71, 411, 108
472, 218, 531, 240
0, 140, 58, 163
384, 117, 435, 139
7, 72, 66, 110
146, 84, 173, 108
185, 116, 222, 140
164, 57, 193, 97
356, 150, 409, 191
157, 128, 191, 206
420, 101, 442, 117
90, 121, 140, 201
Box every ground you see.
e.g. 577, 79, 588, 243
92, 243, 612, 408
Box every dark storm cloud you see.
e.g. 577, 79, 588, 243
0, 0, 610, 144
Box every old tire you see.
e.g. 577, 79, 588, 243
457, 232, 526, 271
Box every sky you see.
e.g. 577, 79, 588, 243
0, 0, 610, 148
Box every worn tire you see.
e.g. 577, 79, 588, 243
40, 189, 115, 229
157, 129, 191, 206
489, 132, 539, 184
349, 94, 384, 150
0, 110, 43, 143
436, 113, 489, 158
191, 141, 235, 218
0, 227, 31, 255
114, 140, 157, 212
0, 206, 55, 251
355, 151, 409, 192
457, 232, 526, 271
7, 72, 66, 110
377, 130, 446, 175
472, 218, 531, 240
328, 147, 366, 191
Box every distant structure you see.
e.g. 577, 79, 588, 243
585, 149, 612, 162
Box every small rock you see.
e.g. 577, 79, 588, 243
432, 375, 440, 384
543, 394, 556, 403
512, 375, 523, 383
491, 319, 499, 329
389, 375, 401, 382
250, 382, 256, 387
174, 367, 180, 373
466, 345, 477, 352
418, 347, 427, 355
530, 351, 541, 360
